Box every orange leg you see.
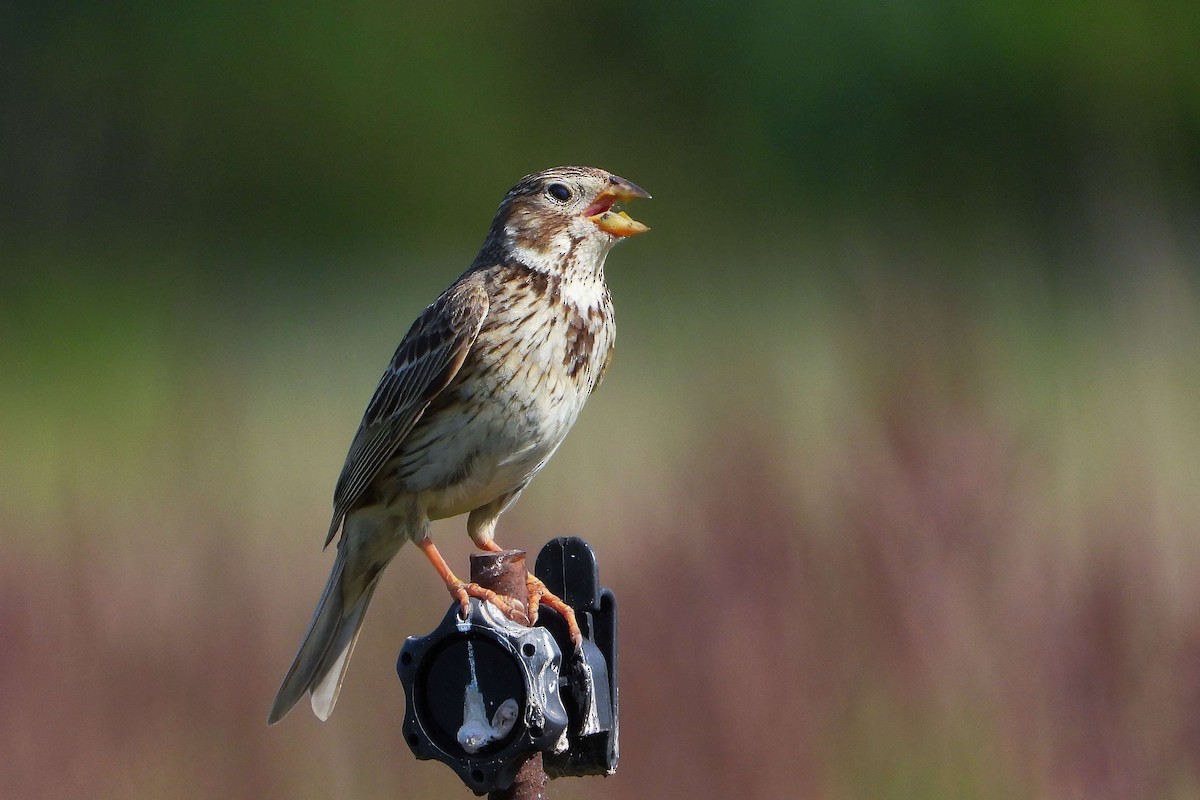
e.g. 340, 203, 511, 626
416, 536, 529, 625
526, 574, 582, 649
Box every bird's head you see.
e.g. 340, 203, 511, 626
488, 166, 651, 274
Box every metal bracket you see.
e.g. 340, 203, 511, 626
396, 536, 619, 793
397, 598, 568, 795
534, 536, 619, 777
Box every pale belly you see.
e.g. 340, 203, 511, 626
373, 265, 613, 522
419, 398, 580, 521
381, 338, 598, 520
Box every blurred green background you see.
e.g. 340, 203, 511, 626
4, 3, 1200, 798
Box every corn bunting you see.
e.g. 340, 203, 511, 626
268, 166, 649, 724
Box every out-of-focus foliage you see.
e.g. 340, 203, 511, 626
4, 1, 1199, 252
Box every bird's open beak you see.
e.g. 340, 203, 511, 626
585, 177, 651, 237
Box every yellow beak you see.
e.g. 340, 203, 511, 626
586, 176, 651, 237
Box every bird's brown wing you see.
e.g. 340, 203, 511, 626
325, 278, 488, 545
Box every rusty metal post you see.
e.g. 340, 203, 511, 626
469, 550, 550, 800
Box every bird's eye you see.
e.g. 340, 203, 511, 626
546, 182, 572, 202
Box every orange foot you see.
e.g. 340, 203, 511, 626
448, 579, 530, 626
417, 536, 531, 625
419, 535, 582, 648
526, 574, 582, 650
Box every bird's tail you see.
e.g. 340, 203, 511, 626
268, 547, 380, 725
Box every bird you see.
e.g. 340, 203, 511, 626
268, 165, 650, 725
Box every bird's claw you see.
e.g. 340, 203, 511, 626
444, 577, 581, 650
449, 580, 530, 626
525, 574, 583, 650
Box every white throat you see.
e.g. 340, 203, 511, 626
504, 222, 617, 281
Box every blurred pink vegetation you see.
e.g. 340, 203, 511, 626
4, 281, 1200, 800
